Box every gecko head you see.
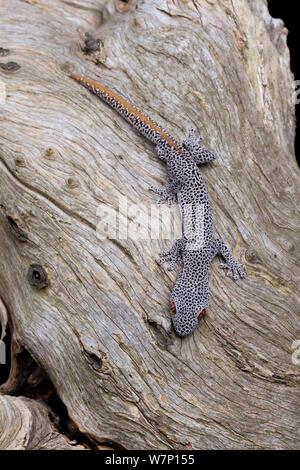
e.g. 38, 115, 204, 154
170, 300, 206, 337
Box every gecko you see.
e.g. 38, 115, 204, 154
70, 73, 246, 337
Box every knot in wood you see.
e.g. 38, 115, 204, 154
6, 216, 28, 242
27, 264, 48, 289
0, 61, 21, 72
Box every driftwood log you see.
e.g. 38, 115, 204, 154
0, 0, 299, 450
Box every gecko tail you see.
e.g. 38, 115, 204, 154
70, 73, 84, 82
70, 73, 95, 89
70, 72, 184, 151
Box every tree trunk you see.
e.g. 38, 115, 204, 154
0, 394, 86, 450
0, 0, 299, 450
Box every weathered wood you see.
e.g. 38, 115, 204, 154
0, 394, 85, 450
0, 0, 299, 449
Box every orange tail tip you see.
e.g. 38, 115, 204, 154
70, 72, 84, 81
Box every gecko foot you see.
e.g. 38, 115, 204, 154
182, 127, 203, 150
148, 185, 177, 206
157, 252, 176, 271
219, 261, 246, 281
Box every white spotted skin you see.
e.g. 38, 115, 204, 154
156, 141, 216, 337
153, 138, 245, 338
71, 74, 246, 337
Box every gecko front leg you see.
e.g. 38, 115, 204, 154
214, 238, 246, 280
157, 238, 184, 271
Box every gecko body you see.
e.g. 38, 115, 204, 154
71, 73, 246, 337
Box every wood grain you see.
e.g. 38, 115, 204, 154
0, 0, 299, 449
0, 394, 85, 450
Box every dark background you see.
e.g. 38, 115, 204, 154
267, 1, 299, 166
0, 2, 299, 386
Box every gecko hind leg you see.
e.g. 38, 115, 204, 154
182, 127, 216, 164
148, 182, 178, 206
182, 127, 203, 147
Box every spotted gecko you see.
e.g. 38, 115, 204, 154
71, 73, 246, 337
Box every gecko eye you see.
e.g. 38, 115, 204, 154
170, 302, 176, 314
198, 308, 206, 320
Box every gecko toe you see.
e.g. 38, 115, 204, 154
239, 265, 246, 278
159, 250, 168, 257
